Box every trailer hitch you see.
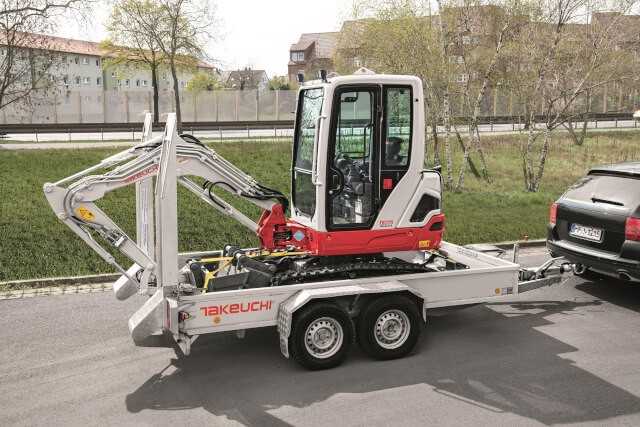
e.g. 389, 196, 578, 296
518, 258, 574, 293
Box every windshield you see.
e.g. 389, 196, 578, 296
294, 88, 324, 170
292, 87, 324, 217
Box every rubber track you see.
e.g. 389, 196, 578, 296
270, 259, 436, 286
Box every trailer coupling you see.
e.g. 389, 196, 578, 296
518, 257, 574, 293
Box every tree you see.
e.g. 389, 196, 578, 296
268, 75, 290, 90
508, 0, 638, 192
444, 1, 522, 191
336, 1, 449, 173
103, 0, 166, 124
154, 0, 214, 129
336, 0, 511, 192
0, 1, 86, 111
186, 70, 221, 92
105, 0, 214, 129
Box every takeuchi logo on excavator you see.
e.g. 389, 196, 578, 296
125, 164, 159, 184
200, 300, 273, 317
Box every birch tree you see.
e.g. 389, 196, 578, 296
103, 0, 166, 124
511, 0, 638, 192
155, 0, 214, 129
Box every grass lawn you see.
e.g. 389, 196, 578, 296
1, 131, 639, 282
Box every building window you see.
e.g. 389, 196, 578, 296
82, 57, 89, 65
136, 79, 140, 87
83, 76, 90, 85
74, 56, 79, 64
63, 75, 69, 85
111, 71, 116, 78
456, 73, 469, 83
96, 77, 102, 85
96, 59, 100, 66
291, 51, 304, 62
117, 79, 121, 86
142, 80, 148, 87
125, 79, 130, 87
75, 76, 81, 84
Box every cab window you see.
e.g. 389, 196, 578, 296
383, 87, 412, 168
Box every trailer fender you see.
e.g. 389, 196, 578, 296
277, 281, 424, 358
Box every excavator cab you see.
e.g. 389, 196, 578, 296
278, 70, 445, 256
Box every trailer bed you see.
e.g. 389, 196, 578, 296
170, 242, 522, 339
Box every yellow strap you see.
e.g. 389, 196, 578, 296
203, 260, 232, 292
199, 250, 309, 292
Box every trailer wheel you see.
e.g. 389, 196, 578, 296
358, 295, 421, 360
289, 303, 353, 370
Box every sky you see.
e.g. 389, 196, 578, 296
58, 0, 353, 77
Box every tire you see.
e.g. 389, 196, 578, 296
358, 295, 421, 361
289, 302, 354, 370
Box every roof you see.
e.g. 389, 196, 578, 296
0, 32, 102, 56
225, 69, 269, 89
590, 162, 640, 177
290, 32, 339, 59
0, 31, 214, 68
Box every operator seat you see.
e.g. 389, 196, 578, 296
385, 137, 405, 166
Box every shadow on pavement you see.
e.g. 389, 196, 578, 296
576, 278, 640, 313
126, 299, 640, 426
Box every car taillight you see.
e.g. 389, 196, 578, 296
625, 217, 640, 241
549, 203, 558, 226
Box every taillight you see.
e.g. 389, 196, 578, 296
625, 217, 640, 241
549, 203, 558, 226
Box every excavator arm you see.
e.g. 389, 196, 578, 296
43, 113, 289, 299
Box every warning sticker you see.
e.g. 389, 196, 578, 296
75, 206, 95, 221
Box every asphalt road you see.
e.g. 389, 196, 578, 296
1, 249, 640, 426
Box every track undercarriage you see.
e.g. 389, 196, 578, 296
183, 247, 469, 293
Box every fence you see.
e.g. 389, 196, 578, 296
0, 89, 298, 125
1, 82, 640, 126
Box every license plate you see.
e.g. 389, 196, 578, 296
570, 223, 603, 242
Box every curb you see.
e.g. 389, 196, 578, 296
0, 273, 120, 291
0, 239, 548, 291
0, 283, 112, 300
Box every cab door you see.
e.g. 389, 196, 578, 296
326, 86, 380, 230
380, 86, 412, 206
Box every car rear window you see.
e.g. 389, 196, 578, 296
563, 173, 640, 207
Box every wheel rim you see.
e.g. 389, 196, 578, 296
374, 309, 411, 350
304, 316, 344, 359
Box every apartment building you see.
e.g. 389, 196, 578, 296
288, 32, 339, 82
0, 33, 216, 95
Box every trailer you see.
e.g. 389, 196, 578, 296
44, 72, 572, 370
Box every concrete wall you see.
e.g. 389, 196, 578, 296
0, 89, 298, 124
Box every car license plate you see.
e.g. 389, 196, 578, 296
570, 223, 603, 242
